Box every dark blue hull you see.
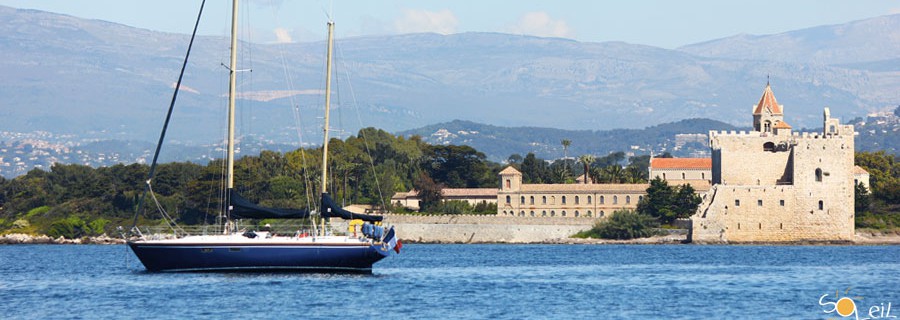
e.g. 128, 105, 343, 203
128, 241, 389, 273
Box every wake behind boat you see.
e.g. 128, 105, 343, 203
126, 0, 400, 273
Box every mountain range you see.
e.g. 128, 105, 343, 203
1, 5, 899, 151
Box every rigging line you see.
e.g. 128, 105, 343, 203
130, 0, 207, 231
335, 41, 388, 211
148, 183, 185, 236
268, 10, 315, 212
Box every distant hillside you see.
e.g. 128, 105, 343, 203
1, 6, 899, 147
398, 118, 740, 161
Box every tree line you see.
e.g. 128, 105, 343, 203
0, 128, 650, 237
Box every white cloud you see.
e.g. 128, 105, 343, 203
394, 9, 458, 34
890, 8, 900, 14
273, 27, 293, 43
506, 12, 573, 38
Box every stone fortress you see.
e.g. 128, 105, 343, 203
690, 83, 857, 243
387, 83, 865, 243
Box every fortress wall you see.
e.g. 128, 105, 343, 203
711, 134, 792, 185
691, 185, 854, 243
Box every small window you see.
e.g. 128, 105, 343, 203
550, 196, 555, 205
506, 196, 511, 204
613, 195, 618, 204
600, 211, 605, 217
735, 199, 741, 207
818, 200, 824, 210
737, 223, 741, 230
542, 211, 547, 217
574, 211, 580, 217
662, 173, 667, 180
542, 196, 547, 205
779, 200, 785, 206
505, 179, 511, 188
530, 196, 535, 205
562, 196, 567, 204
586, 211, 592, 217
757, 200, 763, 207
530, 211, 535, 217
626, 195, 631, 204
561, 211, 567, 217
587, 196, 592, 204
815, 168, 823, 182
575, 196, 580, 205
520, 196, 525, 204
520, 211, 525, 216
682, 173, 686, 180
550, 211, 556, 217
763, 142, 775, 152
702, 173, 706, 180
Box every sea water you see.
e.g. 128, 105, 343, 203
1, 244, 898, 319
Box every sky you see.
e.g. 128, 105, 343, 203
1, 0, 899, 48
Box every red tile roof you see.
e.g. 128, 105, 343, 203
753, 84, 783, 115
650, 158, 712, 169
773, 120, 792, 129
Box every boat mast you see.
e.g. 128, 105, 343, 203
225, 0, 239, 230
320, 21, 335, 195
318, 21, 335, 237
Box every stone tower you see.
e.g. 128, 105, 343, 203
752, 83, 785, 133
691, 84, 855, 243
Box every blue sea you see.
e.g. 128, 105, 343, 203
1, 244, 898, 319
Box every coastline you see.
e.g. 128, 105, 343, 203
3, 230, 898, 245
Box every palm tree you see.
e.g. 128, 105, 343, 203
577, 154, 595, 184
603, 164, 624, 183
561, 139, 571, 174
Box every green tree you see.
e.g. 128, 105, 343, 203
574, 209, 661, 240
636, 177, 676, 224
855, 182, 870, 214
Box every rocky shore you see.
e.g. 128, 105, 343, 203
0, 233, 125, 245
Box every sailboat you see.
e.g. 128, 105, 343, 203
127, 0, 399, 273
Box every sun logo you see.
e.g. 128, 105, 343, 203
819, 287, 865, 319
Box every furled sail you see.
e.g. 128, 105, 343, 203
229, 189, 310, 219
321, 193, 384, 222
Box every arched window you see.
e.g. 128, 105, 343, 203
815, 168, 823, 182
587, 210, 592, 217
506, 195, 511, 204
702, 173, 706, 180
626, 195, 631, 204
682, 172, 686, 180
818, 200, 824, 210
550, 196, 555, 205
763, 142, 775, 152
530, 196, 535, 205
575, 196, 580, 205
520, 196, 525, 204
561, 211, 567, 217
613, 195, 618, 204
639, 196, 644, 202
562, 196, 567, 204
574, 211, 580, 217
542, 196, 547, 204
542, 211, 547, 217
520, 211, 526, 217
588, 196, 592, 204
550, 211, 556, 217
600, 211, 605, 217
764, 120, 772, 132
662, 173, 667, 180
600, 196, 605, 204
530, 211, 535, 217
505, 179, 511, 188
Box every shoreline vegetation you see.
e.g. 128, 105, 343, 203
3, 230, 899, 245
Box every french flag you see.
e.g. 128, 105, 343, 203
383, 227, 402, 254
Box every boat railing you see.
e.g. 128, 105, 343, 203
134, 223, 343, 239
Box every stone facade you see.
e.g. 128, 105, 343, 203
391, 188, 498, 211
690, 84, 855, 243
497, 166, 647, 218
